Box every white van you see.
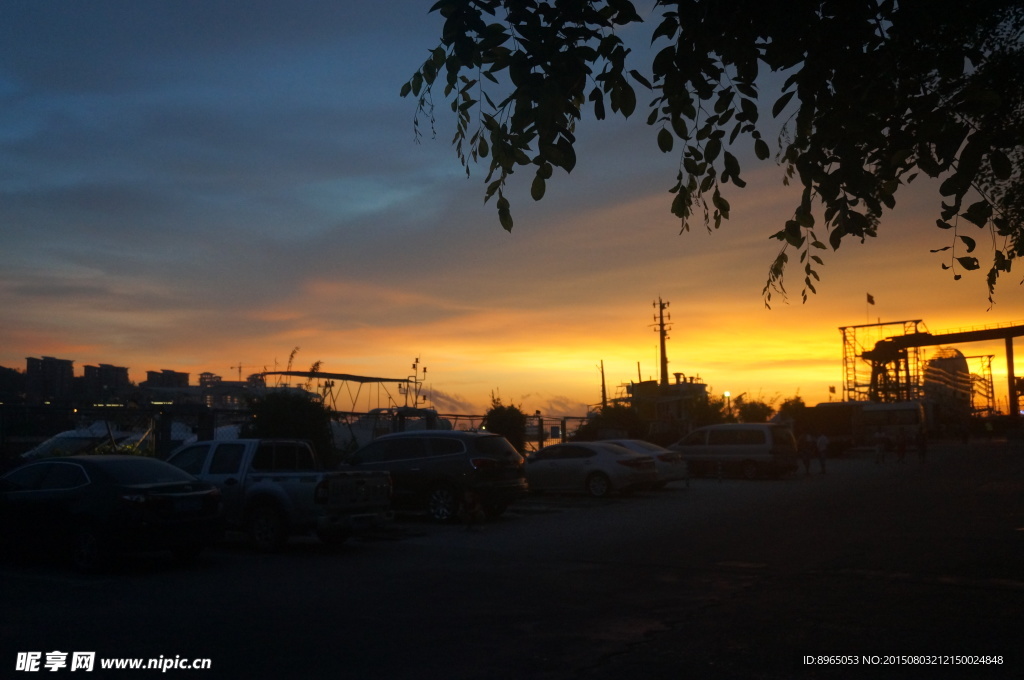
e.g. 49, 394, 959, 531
669, 424, 798, 479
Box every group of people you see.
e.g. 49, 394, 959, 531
799, 433, 829, 475
873, 428, 928, 464
800, 428, 928, 473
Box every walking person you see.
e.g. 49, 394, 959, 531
460, 489, 486, 531
816, 433, 829, 474
799, 434, 814, 476
916, 428, 928, 463
895, 431, 908, 463
873, 428, 888, 464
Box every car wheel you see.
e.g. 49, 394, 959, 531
427, 485, 461, 522
585, 472, 612, 498
247, 505, 288, 552
740, 460, 758, 480
70, 526, 107, 573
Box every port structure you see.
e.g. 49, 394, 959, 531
841, 320, 927, 403
842, 320, 1024, 415
652, 298, 671, 387
263, 369, 411, 412
964, 355, 996, 415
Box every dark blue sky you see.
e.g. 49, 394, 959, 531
2, 1, 1019, 415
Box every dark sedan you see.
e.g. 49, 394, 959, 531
0, 455, 222, 571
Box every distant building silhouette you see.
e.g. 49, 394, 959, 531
612, 374, 708, 441
0, 365, 26, 402
83, 364, 131, 400
26, 356, 75, 404
143, 369, 190, 389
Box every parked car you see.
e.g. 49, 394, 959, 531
0, 455, 223, 571
341, 431, 528, 522
18, 420, 200, 462
669, 424, 798, 479
525, 442, 658, 497
601, 439, 689, 488
165, 439, 392, 551
19, 421, 147, 461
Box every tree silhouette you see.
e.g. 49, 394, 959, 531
481, 393, 528, 452
573, 403, 647, 440
405, 0, 1023, 304
244, 391, 336, 466
734, 395, 775, 424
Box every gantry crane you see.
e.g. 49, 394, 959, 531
842, 321, 1024, 415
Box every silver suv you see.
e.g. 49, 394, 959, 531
669, 424, 798, 479
343, 431, 528, 521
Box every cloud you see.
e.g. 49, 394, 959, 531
424, 388, 479, 415
1, 0, 1021, 419
517, 393, 593, 418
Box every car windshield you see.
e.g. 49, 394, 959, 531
614, 440, 660, 453
95, 458, 197, 485
23, 436, 105, 459
475, 436, 524, 463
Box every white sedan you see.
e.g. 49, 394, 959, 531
601, 439, 689, 488
525, 442, 658, 497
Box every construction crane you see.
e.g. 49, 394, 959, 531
858, 322, 1024, 415
229, 363, 259, 382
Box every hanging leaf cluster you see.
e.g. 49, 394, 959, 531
403, 0, 1024, 305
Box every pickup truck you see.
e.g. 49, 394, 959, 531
165, 439, 391, 551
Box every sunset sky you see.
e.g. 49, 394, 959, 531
2, 1, 1022, 417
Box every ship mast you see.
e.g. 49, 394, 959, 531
653, 298, 671, 387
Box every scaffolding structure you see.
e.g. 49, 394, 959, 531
842, 319, 1023, 415
966, 355, 996, 415
841, 320, 927, 402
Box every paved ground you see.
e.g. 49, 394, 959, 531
2, 437, 1021, 679
579, 439, 1024, 679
